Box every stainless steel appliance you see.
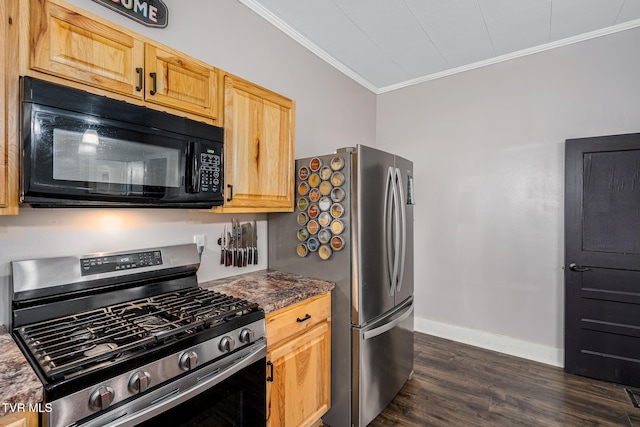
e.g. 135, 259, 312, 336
21, 77, 224, 208
269, 145, 414, 427
10, 244, 266, 427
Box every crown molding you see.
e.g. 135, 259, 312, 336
237, 1, 640, 95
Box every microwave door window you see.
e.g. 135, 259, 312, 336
52, 128, 181, 196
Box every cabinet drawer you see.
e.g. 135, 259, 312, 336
266, 293, 330, 347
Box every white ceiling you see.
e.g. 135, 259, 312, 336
239, 0, 640, 93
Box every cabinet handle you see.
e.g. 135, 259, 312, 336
227, 184, 233, 202
266, 361, 274, 382
149, 72, 157, 95
296, 314, 311, 323
135, 68, 143, 91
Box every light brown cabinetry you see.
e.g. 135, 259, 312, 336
0, 412, 38, 427
28, 0, 218, 120
0, 0, 8, 208
215, 72, 295, 213
2, 0, 295, 215
0, 0, 20, 215
266, 293, 331, 427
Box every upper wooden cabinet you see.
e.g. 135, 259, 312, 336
0, 0, 8, 209
144, 44, 217, 118
28, 0, 218, 121
0, 0, 20, 215
215, 72, 295, 213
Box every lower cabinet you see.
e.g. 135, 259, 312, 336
0, 412, 38, 427
266, 293, 331, 427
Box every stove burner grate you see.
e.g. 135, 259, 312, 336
17, 287, 259, 380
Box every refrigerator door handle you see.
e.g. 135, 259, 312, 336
391, 167, 401, 293
384, 166, 396, 295
395, 167, 407, 292
362, 301, 414, 340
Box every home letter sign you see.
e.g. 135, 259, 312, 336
92, 0, 168, 28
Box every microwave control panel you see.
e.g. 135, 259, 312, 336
200, 151, 221, 193
81, 250, 163, 276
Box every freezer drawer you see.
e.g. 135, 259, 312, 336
352, 297, 414, 427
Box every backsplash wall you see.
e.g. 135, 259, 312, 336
0, 208, 268, 325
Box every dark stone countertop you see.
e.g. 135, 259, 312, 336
0, 326, 43, 417
200, 269, 335, 314
0, 269, 333, 417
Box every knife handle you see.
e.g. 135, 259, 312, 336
254, 248, 258, 265
226, 249, 232, 267
220, 247, 224, 265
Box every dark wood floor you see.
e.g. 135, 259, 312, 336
368, 332, 640, 426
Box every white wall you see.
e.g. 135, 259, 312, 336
376, 27, 640, 366
0, 0, 375, 326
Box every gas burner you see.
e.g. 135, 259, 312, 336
83, 343, 118, 358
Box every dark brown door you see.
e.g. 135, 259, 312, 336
565, 133, 640, 386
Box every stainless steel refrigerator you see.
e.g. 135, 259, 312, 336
268, 144, 414, 427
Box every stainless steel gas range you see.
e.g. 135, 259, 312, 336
10, 244, 266, 427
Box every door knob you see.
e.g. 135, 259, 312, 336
569, 263, 590, 272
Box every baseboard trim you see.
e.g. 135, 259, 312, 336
415, 317, 564, 368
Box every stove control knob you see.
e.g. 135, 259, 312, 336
239, 328, 254, 343
219, 336, 235, 353
179, 350, 198, 371
128, 371, 151, 394
89, 385, 115, 410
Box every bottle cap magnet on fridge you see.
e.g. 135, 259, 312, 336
318, 196, 331, 211
318, 212, 332, 227
309, 188, 321, 203
309, 173, 320, 188
309, 157, 322, 172
298, 181, 309, 196
320, 166, 332, 181
297, 243, 308, 257
297, 212, 308, 225
330, 156, 344, 171
318, 228, 331, 244
297, 197, 309, 211
319, 181, 332, 196
307, 220, 319, 235
298, 166, 310, 180
318, 245, 332, 260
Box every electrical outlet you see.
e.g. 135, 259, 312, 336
194, 234, 206, 253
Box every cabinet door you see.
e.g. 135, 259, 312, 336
0, 0, 19, 215
219, 74, 295, 212
30, 0, 144, 97
144, 44, 218, 119
0, 412, 38, 427
267, 322, 331, 427
0, 0, 8, 207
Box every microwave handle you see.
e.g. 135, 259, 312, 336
186, 141, 201, 193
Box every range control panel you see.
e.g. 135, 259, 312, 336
81, 250, 163, 276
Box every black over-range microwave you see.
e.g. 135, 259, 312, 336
21, 77, 224, 208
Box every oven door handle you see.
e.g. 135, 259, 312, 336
96, 341, 267, 427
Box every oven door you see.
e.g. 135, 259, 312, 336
75, 341, 266, 427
